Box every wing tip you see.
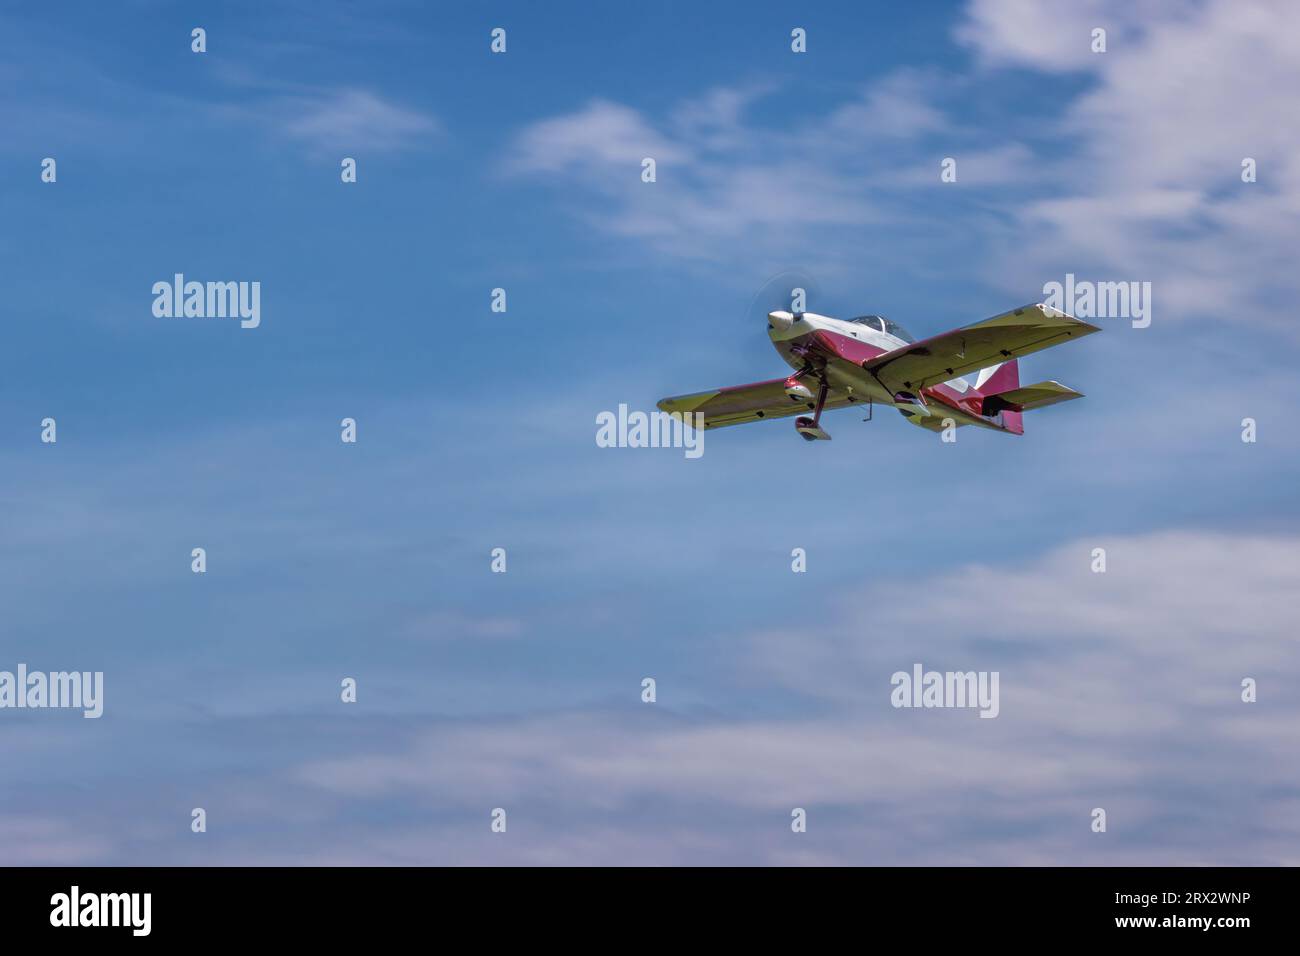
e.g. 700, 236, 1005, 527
657, 392, 714, 414
1032, 302, 1103, 334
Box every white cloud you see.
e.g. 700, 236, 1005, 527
6, 528, 1295, 864
218, 86, 438, 155
958, 0, 1300, 322
825, 69, 950, 140
747, 530, 1300, 716
506, 92, 882, 259
954, 0, 1157, 72
506, 0, 1300, 326
274, 528, 1300, 864
281, 88, 438, 151
509, 99, 691, 176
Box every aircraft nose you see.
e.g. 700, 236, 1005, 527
768, 310, 795, 331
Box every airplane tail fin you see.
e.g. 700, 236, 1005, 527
975, 358, 1020, 395
975, 360, 1023, 434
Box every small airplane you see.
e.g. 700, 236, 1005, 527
658, 302, 1100, 441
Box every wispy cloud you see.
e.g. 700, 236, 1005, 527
6, 529, 1294, 865
506, 0, 1300, 326
509, 98, 691, 175
957, 0, 1300, 322
503, 80, 948, 262
273, 87, 438, 153
217, 86, 439, 155
279, 528, 1300, 864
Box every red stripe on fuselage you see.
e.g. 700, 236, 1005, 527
810, 329, 888, 366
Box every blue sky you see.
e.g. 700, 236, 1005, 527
2, 0, 1298, 864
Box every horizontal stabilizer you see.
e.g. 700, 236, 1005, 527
985, 380, 1084, 413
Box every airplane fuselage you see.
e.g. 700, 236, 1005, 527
768, 311, 997, 429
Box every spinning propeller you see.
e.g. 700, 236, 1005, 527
743, 269, 825, 332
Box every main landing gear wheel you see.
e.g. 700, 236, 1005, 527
793, 379, 832, 440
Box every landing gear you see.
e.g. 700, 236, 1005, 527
794, 378, 832, 441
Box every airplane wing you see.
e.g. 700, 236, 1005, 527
862, 303, 1100, 394
657, 378, 864, 429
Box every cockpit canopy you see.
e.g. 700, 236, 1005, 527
848, 314, 916, 344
